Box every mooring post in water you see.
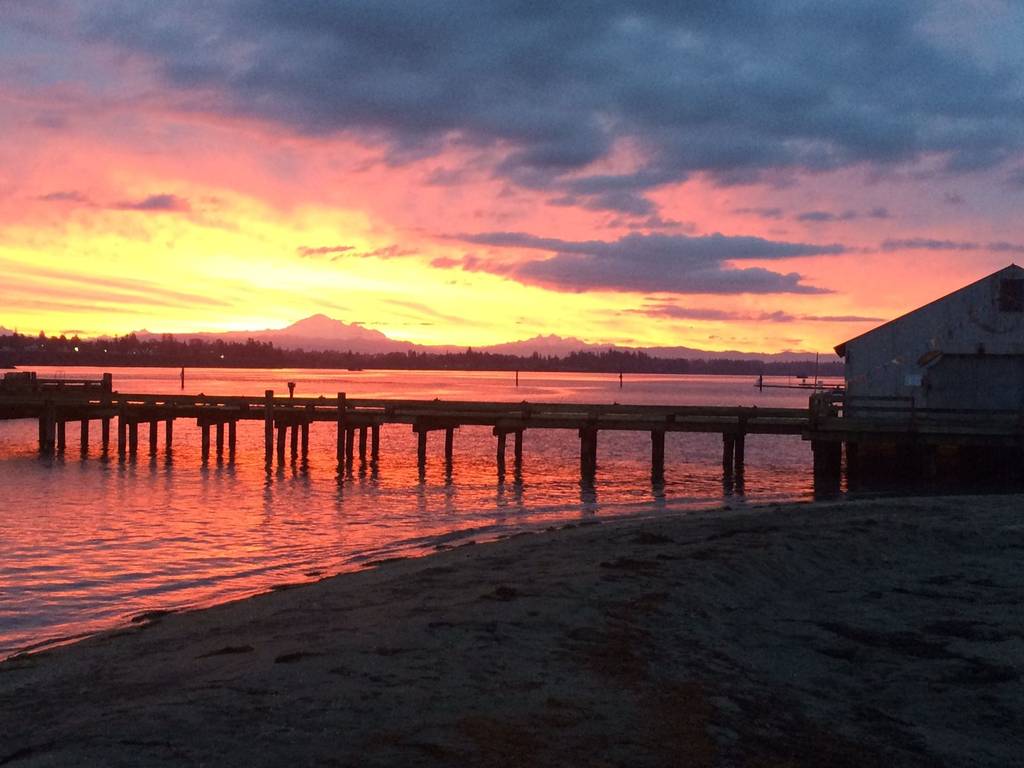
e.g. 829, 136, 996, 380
579, 425, 598, 479
371, 424, 380, 463
651, 429, 666, 480
165, 415, 174, 455
149, 421, 158, 457
444, 427, 454, 470
358, 426, 368, 463
80, 419, 89, 454
228, 420, 236, 461
56, 419, 66, 453
101, 418, 110, 454
216, 421, 225, 459
734, 427, 746, 475
514, 430, 523, 472
128, 421, 139, 457
290, 422, 298, 462
264, 390, 274, 465
336, 393, 347, 465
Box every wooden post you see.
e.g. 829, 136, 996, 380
358, 426, 368, 462
101, 372, 113, 393
44, 403, 57, 454
371, 424, 380, 463
264, 390, 274, 465
289, 423, 298, 461
812, 440, 841, 480
496, 430, 507, 475
228, 420, 237, 461
80, 419, 89, 453
444, 427, 454, 467
165, 418, 173, 453
129, 421, 139, 457
345, 427, 355, 469
276, 423, 286, 465
216, 421, 225, 459
514, 430, 523, 471
579, 426, 598, 479
302, 404, 313, 459
101, 418, 110, 454
201, 422, 211, 463
417, 429, 428, 472
336, 393, 346, 465
734, 431, 746, 474
117, 408, 127, 460
722, 433, 735, 475
651, 430, 666, 479
56, 420, 66, 453
149, 421, 158, 457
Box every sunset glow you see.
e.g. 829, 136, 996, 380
3, 2, 1024, 354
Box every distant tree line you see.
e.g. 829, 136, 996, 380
0, 331, 844, 377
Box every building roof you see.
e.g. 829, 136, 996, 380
833, 263, 1024, 358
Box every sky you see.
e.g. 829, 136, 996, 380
2, 0, 1024, 353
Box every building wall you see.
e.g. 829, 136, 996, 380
844, 266, 1024, 411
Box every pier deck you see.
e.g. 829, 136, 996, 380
3, 374, 1023, 486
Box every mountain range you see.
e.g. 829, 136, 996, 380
128, 314, 836, 362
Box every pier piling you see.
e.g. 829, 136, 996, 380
263, 390, 274, 465
216, 422, 225, 459
336, 393, 346, 465
56, 420, 66, 453
345, 428, 355, 470
228, 420, 236, 460
201, 422, 211, 463
514, 430, 523, 471
371, 424, 380, 463
580, 426, 598, 479
417, 430, 428, 472
165, 419, 173, 454
149, 421, 158, 457
101, 418, 110, 454
276, 424, 286, 465
80, 419, 89, 453
651, 430, 666, 479
359, 426, 368, 463
496, 429, 507, 475
722, 434, 736, 475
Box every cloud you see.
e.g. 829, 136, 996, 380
796, 207, 889, 222
113, 193, 190, 212
297, 245, 355, 258
38, 190, 94, 205
732, 207, 784, 220
296, 243, 414, 262
880, 238, 1024, 253
62, 1, 1024, 211
447, 231, 842, 294
631, 303, 883, 323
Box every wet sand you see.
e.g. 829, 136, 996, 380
2, 495, 1022, 766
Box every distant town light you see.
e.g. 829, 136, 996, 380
74, 346, 79, 352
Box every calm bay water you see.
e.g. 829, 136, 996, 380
0, 366, 837, 656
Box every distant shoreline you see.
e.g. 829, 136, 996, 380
3, 494, 1021, 765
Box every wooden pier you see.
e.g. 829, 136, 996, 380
3, 373, 1023, 487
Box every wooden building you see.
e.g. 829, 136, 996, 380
835, 265, 1024, 413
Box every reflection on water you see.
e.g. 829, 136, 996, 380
0, 367, 834, 656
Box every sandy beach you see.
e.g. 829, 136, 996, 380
2, 495, 1022, 767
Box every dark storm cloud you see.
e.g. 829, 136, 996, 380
796, 207, 889, 222
71, 1, 1024, 211
113, 194, 191, 212
449, 231, 842, 294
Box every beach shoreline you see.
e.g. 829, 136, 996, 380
2, 494, 1022, 766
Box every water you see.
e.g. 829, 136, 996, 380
0, 367, 836, 656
